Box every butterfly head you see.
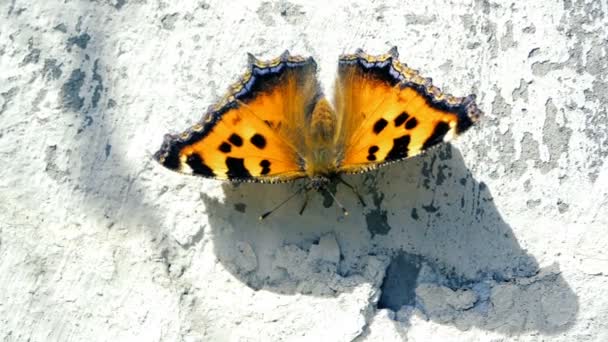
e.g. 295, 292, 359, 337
308, 175, 332, 192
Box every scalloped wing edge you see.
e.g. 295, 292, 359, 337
339, 47, 482, 134
154, 51, 316, 183
337, 47, 483, 174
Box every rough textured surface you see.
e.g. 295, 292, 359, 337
1, 0, 607, 341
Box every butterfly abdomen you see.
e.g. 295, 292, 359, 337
310, 98, 336, 143
305, 98, 339, 177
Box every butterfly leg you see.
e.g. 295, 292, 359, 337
338, 177, 367, 207
299, 191, 310, 215
322, 186, 349, 218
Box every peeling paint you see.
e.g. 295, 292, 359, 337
61, 69, 85, 111
542, 98, 572, 173
378, 252, 421, 310
66, 33, 91, 51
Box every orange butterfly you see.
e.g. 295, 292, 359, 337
154, 47, 482, 216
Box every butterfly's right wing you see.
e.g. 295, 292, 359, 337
334, 47, 482, 174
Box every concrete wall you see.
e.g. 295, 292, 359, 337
1, 0, 606, 340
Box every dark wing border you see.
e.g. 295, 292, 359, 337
154, 51, 316, 183
336, 47, 484, 174
338, 47, 482, 135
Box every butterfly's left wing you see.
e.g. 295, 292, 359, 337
333, 47, 482, 174
155, 51, 321, 183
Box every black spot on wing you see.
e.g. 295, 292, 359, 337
228, 133, 243, 147
422, 122, 450, 150
394, 112, 409, 127
219, 142, 231, 153
260, 159, 271, 175
373, 118, 388, 134
386, 135, 411, 160
226, 157, 251, 179
367, 145, 379, 161
186, 153, 215, 177
405, 117, 418, 129
250, 133, 266, 149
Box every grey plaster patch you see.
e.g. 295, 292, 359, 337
61, 69, 86, 111
7, 0, 16, 16
31, 89, 48, 112
276, 0, 306, 25
557, 199, 569, 213
512, 79, 530, 102
111, 0, 127, 10
44, 145, 70, 182
523, 179, 532, 191
256, 1, 305, 26
42, 59, 63, 80
378, 252, 422, 310
404, 13, 437, 25
582, 76, 608, 182
374, 5, 388, 22
421, 153, 438, 189
522, 24, 536, 34
528, 47, 541, 58
526, 199, 541, 209
234, 202, 247, 213
542, 98, 572, 173
410, 208, 419, 220
20, 39, 41, 66
438, 59, 453, 73
91, 59, 103, 109
161, 13, 179, 30
66, 33, 91, 51
365, 189, 391, 237
490, 88, 522, 178
6, 0, 25, 16
421, 201, 439, 214
500, 20, 516, 51
460, 14, 476, 34
104, 143, 111, 158
480, 19, 499, 59
53, 23, 67, 33
467, 41, 481, 50
0, 87, 19, 116
507, 131, 541, 180
256, 2, 276, 26
521, 132, 541, 162
436, 164, 449, 186
531, 60, 562, 76
585, 42, 607, 77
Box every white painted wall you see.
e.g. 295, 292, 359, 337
1, 0, 606, 341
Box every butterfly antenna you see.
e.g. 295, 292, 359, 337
337, 177, 367, 207
323, 186, 349, 218
259, 186, 305, 220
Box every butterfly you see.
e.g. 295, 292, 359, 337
154, 47, 482, 217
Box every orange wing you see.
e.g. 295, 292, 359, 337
334, 47, 482, 173
154, 51, 322, 182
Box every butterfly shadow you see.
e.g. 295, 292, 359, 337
200, 144, 578, 336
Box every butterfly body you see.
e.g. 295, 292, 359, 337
154, 48, 482, 194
